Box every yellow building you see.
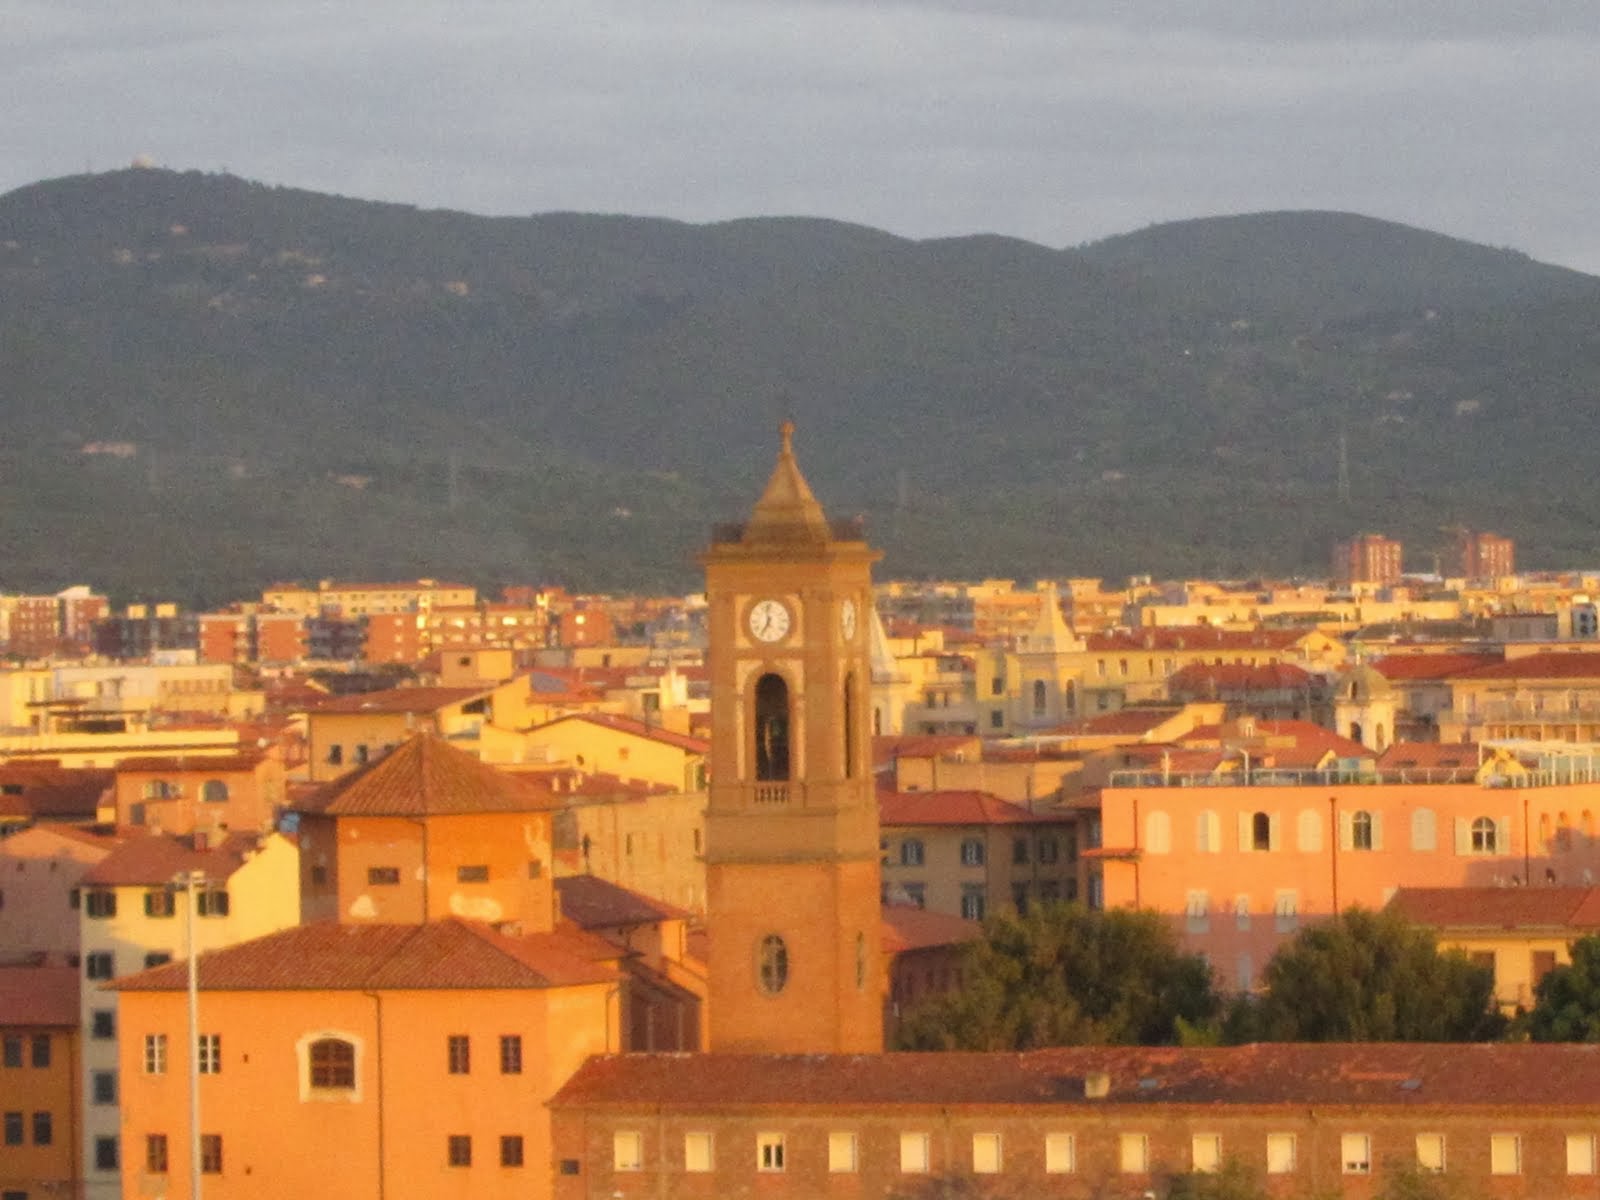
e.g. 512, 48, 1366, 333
525, 712, 708, 793
303, 685, 500, 782
261, 577, 477, 618
1388, 886, 1600, 1012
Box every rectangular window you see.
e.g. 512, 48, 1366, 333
201, 1134, 223, 1174
499, 1035, 522, 1074
1, 1112, 19, 1146
1267, 1133, 1297, 1174
1038, 837, 1058, 864
30, 1035, 49, 1068
685, 1131, 714, 1173
1341, 1133, 1371, 1174
1012, 837, 1029, 865
144, 1034, 167, 1075
972, 1132, 1002, 1174
144, 952, 172, 968
367, 866, 400, 885
1569, 1134, 1598, 1175
757, 1132, 786, 1173
961, 887, 986, 921
92, 1071, 117, 1105
1186, 890, 1210, 934
448, 1134, 472, 1167
1120, 1132, 1150, 1173
32, 1112, 51, 1146
1533, 949, 1559, 986
457, 864, 489, 883
900, 1131, 931, 1174
197, 1034, 221, 1074
1, 1036, 19, 1068
86, 952, 115, 980
1491, 1133, 1522, 1175
1274, 890, 1299, 933
91, 1010, 115, 1039
828, 1131, 857, 1173
1416, 1133, 1445, 1173
144, 888, 175, 918
95, 1136, 119, 1171
447, 1034, 470, 1074
613, 1130, 643, 1172
85, 889, 117, 918
147, 1133, 169, 1174
1045, 1132, 1076, 1174
500, 1135, 524, 1168
1192, 1133, 1222, 1173
960, 839, 985, 866
197, 889, 230, 917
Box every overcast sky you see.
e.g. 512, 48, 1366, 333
6, 1, 1598, 272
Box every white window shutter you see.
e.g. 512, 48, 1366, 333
1237, 812, 1253, 852
1371, 812, 1384, 851
1338, 811, 1353, 851
1454, 817, 1471, 855
1269, 813, 1282, 851
1497, 817, 1512, 856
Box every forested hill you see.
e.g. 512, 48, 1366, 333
3, 167, 1598, 603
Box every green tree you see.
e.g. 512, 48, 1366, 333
894, 902, 1222, 1050
1165, 1159, 1269, 1199
1526, 934, 1600, 1041
1245, 908, 1502, 1042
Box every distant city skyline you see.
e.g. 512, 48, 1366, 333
5, 1, 1598, 272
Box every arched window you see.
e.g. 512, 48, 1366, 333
1352, 811, 1373, 850
1471, 817, 1497, 853
1196, 810, 1222, 853
201, 780, 229, 804
1032, 680, 1048, 716
843, 673, 856, 779
757, 935, 788, 995
308, 1038, 355, 1089
754, 674, 790, 781
1251, 812, 1271, 852
1064, 682, 1076, 713
1144, 811, 1172, 855
1349, 721, 1364, 745
1297, 809, 1323, 853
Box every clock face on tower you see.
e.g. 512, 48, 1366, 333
747, 598, 792, 643
840, 598, 857, 642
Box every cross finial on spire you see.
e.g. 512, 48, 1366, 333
779, 420, 796, 455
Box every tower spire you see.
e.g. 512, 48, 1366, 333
743, 420, 831, 546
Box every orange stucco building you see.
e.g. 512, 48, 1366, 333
0, 965, 80, 1199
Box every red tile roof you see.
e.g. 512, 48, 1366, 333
1168, 662, 1316, 691
307, 686, 490, 714
1377, 742, 1483, 771
1179, 719, 1372, 761
1053, 707, 1186, 737
551, 1043, 1600, 1110
1388, 887, 1600, 930
0, 765, 113, 820
872, 735, 981, 765
556, 875, 691, 928
0, 965, 79, 1027
113, 753, 267, 774
881, 905, 982, 954
878, 789, 1065, 827
1457, 652, 1600, 681
536, 712, 709, 755
295, 734, 558, 817
80, 831, 266, 887
112, 919, 619, 992
1371, 652, 1503, 682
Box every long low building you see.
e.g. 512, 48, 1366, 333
551, 1043, 1600, 1197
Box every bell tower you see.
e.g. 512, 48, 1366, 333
701, 422, 884, 1054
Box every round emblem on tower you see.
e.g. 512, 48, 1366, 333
748, 598, 792, 643
840, 598, 857, 642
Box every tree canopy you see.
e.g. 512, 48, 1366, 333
1526, 934, 1600, 1041
1239, 907, 1503, 1042
894, 902, 1222, 1051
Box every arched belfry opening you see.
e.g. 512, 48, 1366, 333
755, 673, 791, 781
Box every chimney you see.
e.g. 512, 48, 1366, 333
1084, 1072, 1111, 1100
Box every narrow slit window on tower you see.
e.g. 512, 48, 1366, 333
755, 673, 791, 781
757, 934, 789, 994
843, 673, 856, 779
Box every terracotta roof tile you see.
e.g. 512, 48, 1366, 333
114, 753, 266, 774
1377, 742, 1482, 770
1087, 627, 1308, 653
1457, 652, 1600, 681
0, 965, 79, 1027
881, 905, 982, 953
1388, 886, 1600, 930
112, 919, 619, 992
295, 734, 558, 817
551, 1044, 1600, 1111
80, 831, 265, 887
1371, 653, 1503, 682
1168, 662, 1316, 690
878, 789, 1064, 827
556, 875, 691, 928
0, 765, 113, 820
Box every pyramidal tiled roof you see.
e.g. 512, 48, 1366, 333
295, 734, 557, 817
111, 919, 619, 992
742, 421, 833, 546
